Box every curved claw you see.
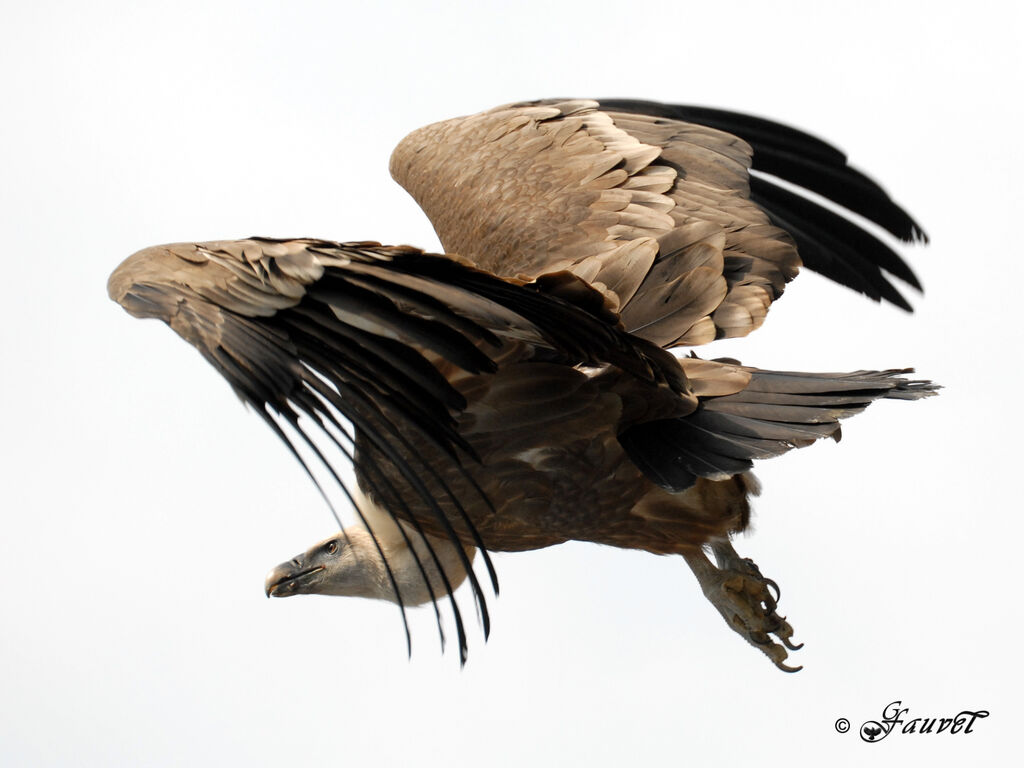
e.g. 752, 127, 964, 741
775, 660, 803, 673
782, 636, 804, 651
763, 578, 781, 603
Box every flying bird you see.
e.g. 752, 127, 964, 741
108, 98, 935, 671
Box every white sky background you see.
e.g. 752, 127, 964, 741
1, 1, 1021, 765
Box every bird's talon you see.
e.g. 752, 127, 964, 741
689, 545, 803, 673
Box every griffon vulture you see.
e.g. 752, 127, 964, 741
108, 98, 935, 671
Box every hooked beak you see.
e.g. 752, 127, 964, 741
264, 559, 325, 598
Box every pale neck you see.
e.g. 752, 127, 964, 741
339, 520, 476, 606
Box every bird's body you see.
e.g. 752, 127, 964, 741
109, 99, 935, 670
356, 351, 753, 554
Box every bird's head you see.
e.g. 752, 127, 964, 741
264, 517, 476, 606
264, 530, 384, 599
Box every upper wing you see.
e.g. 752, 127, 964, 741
108, 236, 689, 661
390, 98, 925, 347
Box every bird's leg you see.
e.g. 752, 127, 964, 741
682, 541, 803, 672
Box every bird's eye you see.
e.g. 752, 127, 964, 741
327, 541, 338, 555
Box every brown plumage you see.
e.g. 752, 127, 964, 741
108, 99, 935, 671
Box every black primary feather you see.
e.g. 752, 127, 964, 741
598, 99, 926, 310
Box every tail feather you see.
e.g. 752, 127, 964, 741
619, 365, 938, 492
